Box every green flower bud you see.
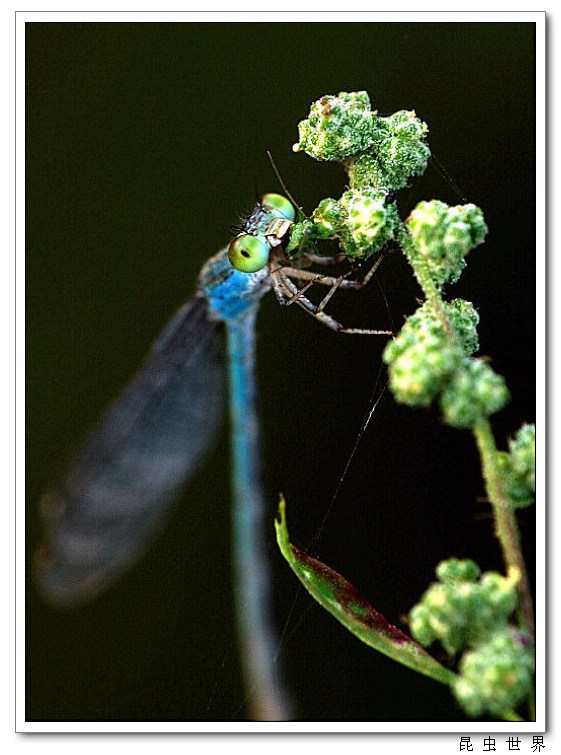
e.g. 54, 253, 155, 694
286, 216, 328, 259
409, 561, 520, 654
436, 558, 481, 583
409, 582, 475, 654
383, 302, 464, 407
374, 110, 431, 192
345, 151, 389, 193
479, 571, 519, 617
294, 94, 430, 194
287, 186, 401, 261
453, 629, 534, 717
439, 358, 510, 428
294, 91, 375, 162
311, 189, 399, 259
407, 201, 488, 287
497, 424, 536, 508
445, 299, 480, 355
312, 197, 347, 236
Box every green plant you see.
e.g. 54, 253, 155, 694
276, 91, 535, 721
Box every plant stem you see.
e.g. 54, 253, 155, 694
472, 420, 535, 641
397, 225, 456, 337
398, 223, 535, 643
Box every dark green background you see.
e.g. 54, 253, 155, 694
26, 21, 536, 723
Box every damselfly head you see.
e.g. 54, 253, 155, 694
228, 193, 296, 273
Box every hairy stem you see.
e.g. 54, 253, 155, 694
472, 420, 535, 641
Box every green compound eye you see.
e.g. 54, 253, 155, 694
228, 234, 270, 273
261, 193, 296, 221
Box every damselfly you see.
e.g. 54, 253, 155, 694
35, 193, 392, 720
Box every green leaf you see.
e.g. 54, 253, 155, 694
275, 496, 456, 687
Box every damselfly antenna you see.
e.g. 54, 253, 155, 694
266, 150, 304, 214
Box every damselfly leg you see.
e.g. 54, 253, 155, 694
269, 250, 393, 336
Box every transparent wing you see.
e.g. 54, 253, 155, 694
35, 295, 225, 606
